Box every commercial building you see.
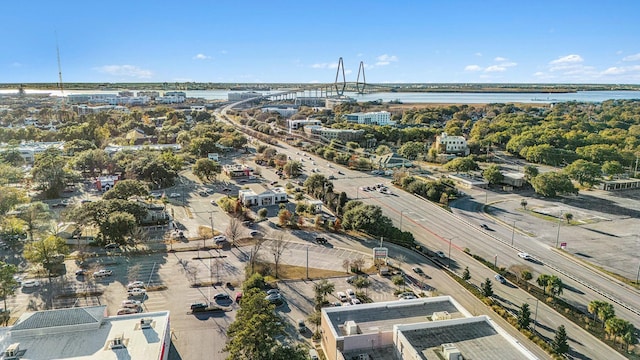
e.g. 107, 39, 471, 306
0, 306, 170, 360
345, 111, 395, 126
0, 141, 65, 164
599, 178, 640, 191
305, 125, 365, 142
435, 132, 469, 155
238, 187, 288, 206
156, 91, 186, 104
262, 105, 298, 118
222, 164, 253, 177
320, 296, 537, 360
288, 119, 322, 130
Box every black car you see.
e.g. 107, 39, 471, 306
315, 237, 328, 244
190, 303, 208, 312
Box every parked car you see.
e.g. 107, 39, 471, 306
104, 243, 119, 250
250, 230, 262, 237
117, 308, 139, 315
150, 192, 162, 198
266, 289, 280, 296
328, 175, 336, 180
93, 269, 113, 277
337, 292, 348, 302
435, 251, 446, 259
128, 288, 147, 297
346, 289, 356, 299
127, 281, 145, 290
121, 300, 142, 309
265, 293, 282, 304
213, 293, 230, 301
213, 235, 227, 244
494, 274, 507, 284
350, 298, 361, 305
337, 170, 344, 175
298, 319, 306, 333
22, 280, 41, 288
169, 193, 181, 198
315, 236, 328, 244
190, 302, 208, 312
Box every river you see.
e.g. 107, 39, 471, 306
1, 88, 640, 104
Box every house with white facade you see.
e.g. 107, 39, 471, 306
345, 111, 395, 126
435, 132, 469, 155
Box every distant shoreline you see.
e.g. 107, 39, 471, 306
1, 83, 639, 93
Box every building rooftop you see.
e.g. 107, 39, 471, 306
0, 307, 170, 360
398, 316, 538, 360
324, 297, 468, 336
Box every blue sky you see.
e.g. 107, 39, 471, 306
2, 0, 640, 84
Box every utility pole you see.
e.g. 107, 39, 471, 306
555, 211, 562, 248
306, 247, 309, 279
511, 221, 516, 246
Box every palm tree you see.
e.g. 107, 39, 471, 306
605, 317, 627, 346
598, 303, 616, 329
536, 274, 551, 295
563, 212, 573, 224
313, 279, 335, 307
546, 275, 564, 298
588, 300, 605, 323
520, 199, 528, 210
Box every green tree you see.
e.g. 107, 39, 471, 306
546, 275, 564, 298
31, 148, 70, 198
523, 165, 539, 182
536, 274, 551, 295
0, 163, 25, 185
0, 187, 28, 215
243, 273, 265, 293
520, 198, 528, 210
481, 278, 494, 297
598, 302, 616, 329
278, 209, 292, 227
375, 144, 392, 155
224, 288, 285, 359
193, 158, 222, 181
353, 276, 371, 296
444, 156, 478, 173
563, 212, 573, 224
16, 202, 51, 241
102, 179, 149, 200
257, 208, 268, 219
531, 171, 577, 197
605, 317, 628, 347
392, 274, 406, 291
461, 266, 471, 281
517, 303, 531, 329
100, 211, 137, 245
551, 325, 569, 355
24, 235, 68, 286
602, 160, 624, 177
0, 148, 25, 167
482, 164, 504, 185
398, 141, 424, 160
0, 262, 19, 312
313, 279, 335, 308
564, 159, 602, 187
588, 300, 605, 323
283, 161, 302, 178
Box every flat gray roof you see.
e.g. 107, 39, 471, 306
401, 317, 537, 360
325, 297, 464, 336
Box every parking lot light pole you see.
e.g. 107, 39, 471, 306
529, 297, 539, 333
555, 210, 563, 248
511, 221, 516, 246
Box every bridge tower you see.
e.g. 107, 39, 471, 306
356, 61, 366, 94
334, 57, 346, 96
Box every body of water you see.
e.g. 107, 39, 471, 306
2, 88, 640, 104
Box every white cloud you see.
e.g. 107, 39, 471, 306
550, 54, 584, 65
96, 65, 153, 78
485, 65, 507, 72
193, 53, 210, 60
464, 65, 482, 72
375, 54, 398, 66
475, 52, 482, 57
494, 56, 507, 62
622, 53, 640, 62
602, 65, 640, 75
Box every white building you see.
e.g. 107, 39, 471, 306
288, 119, 322, 130
0, 141, 65, 164
75, 104, 130, 115
321, 296, 538, 360
262, 106, 298, 118
156, 91, 186, 104
345, 111, 395, 126
0, 306, 170, 360
239, 187, 288, 207
435, 132, 469, 155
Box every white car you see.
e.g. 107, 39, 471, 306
93, 269, 113, 277
337, 292, 348, 302
350, 298, 361, 305
126, 281, 145, 290
128, 288, 147, 297
22, 280, 41, 288
346, 288, 356, 299
518, 252, 532, 260
121, 300, 142, 309
150, 192, 162, 198
434, 251, 446, 259
169, 193, 181, 198
116, 308, 139, 315
213, 235, 227, 244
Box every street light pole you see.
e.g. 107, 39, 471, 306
511, 220, 516, 246
555, 212, 562, 248
532, 298, 539, 333
494, 254, 497, 268
448, 238, 452, 268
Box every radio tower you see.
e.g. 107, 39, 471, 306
55, 32, 66, 121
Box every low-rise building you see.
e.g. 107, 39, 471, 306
288, 119, 322, 130
0, 141, 65, 164
262, 105, 298, 118
599, 177, 640, 191
321, 296, 537, 360
305, 125, 365, 142
376, 152, 413, 169
345, 111, 395, 126
0, 306, 170, 360
238, 187, 287, 206
435, 132, 469, 155
222, 164, 253, 178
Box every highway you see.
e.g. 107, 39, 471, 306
214, 102, 632, 359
